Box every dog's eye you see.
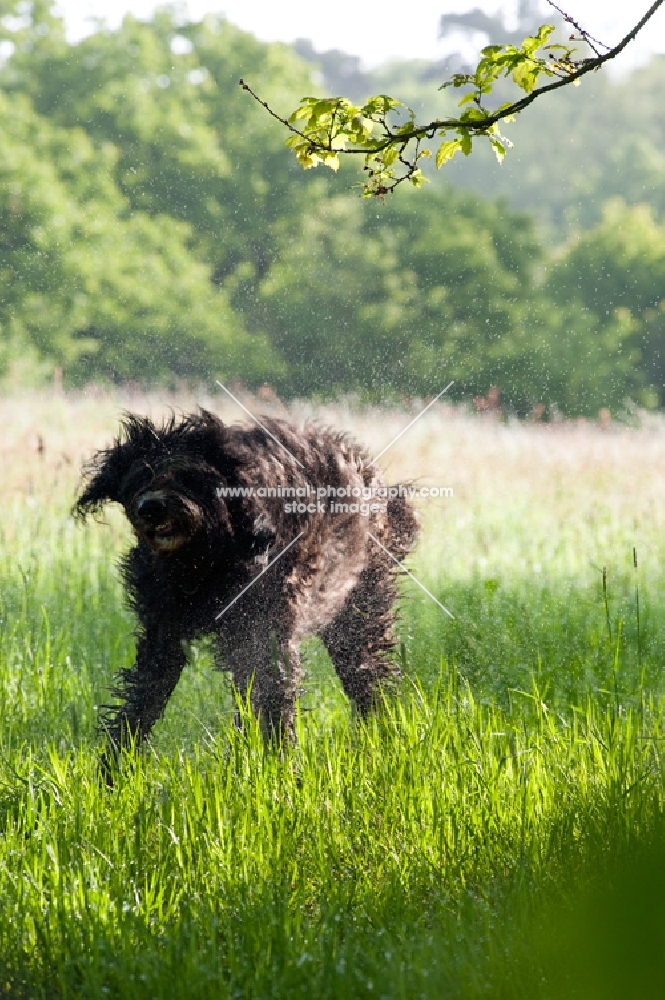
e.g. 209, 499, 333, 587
170, 467, 209, 493
121, 463, 154, 496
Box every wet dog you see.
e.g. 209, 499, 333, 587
75, 410, 418, 751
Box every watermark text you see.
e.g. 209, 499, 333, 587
216, 483, 453, 517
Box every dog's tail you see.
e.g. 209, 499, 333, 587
386, 490, 420, 562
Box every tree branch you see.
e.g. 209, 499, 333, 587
240, 0, 665, 195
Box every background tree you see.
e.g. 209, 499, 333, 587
548, 201, 665, 408
0, 0, 663, 418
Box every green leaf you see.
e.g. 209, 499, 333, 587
362, 94, 401, 116
295, 148, 321, 169
289, 104, 316, 123
489, 136, 506, 164
521, 24, 555, 57
440, 73, 474, 91
436, 138, 462, 168
311, 98, 346, 118
460, 107, 488, 122
512, 59, 542, 94
409, 169, 427, 187
320, 151, 340, 171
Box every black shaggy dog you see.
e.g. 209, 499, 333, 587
75, 410, 418, 752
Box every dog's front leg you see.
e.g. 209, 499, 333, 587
100, 622, 188, 758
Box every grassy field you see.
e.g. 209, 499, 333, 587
2, 389, 665, 998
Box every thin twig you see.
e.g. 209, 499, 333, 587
239, 79, 312, 143
544, 0, 611, 57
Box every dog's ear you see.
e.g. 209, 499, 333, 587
74, 415, 160, 519
74, 445, 130, 519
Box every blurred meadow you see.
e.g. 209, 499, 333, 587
2, 390, 665, 997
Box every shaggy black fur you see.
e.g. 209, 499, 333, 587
75, 410, 419, 751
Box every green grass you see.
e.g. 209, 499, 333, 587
2, 442, 665, 997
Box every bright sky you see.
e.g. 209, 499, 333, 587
55, 1, 665, 72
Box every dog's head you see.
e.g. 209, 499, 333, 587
75, 410, 243, 554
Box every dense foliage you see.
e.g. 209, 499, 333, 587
0, 2, 664, 414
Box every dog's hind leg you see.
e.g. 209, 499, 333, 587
320, 498, 418, 714
319, 546, 400, 715
100, 622, 188, 754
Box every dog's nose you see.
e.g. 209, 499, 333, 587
136, 496, 167, 522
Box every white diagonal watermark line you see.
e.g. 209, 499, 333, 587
367, 531, 455, 620
215, 379, 305, 470
367, 382, 454, 469
215, 531, 304, 621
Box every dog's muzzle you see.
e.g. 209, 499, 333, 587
132, 491, 203, 552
